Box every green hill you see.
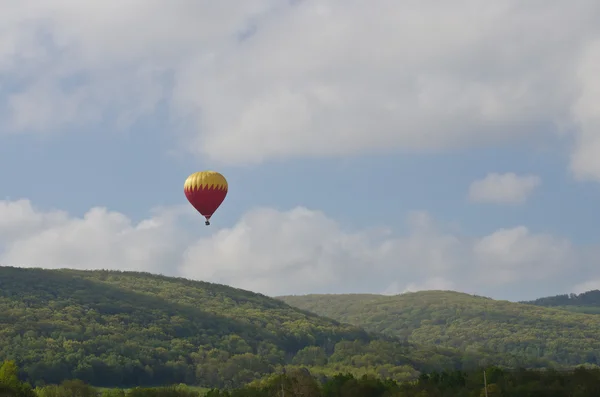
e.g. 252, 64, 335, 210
278, 290, 600, 368
0, 267, 472, 389
521, 290, 600, 314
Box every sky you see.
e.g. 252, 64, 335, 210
1, 0, 600, 301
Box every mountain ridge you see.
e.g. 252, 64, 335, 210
3, 266, 599, 389
278, 290, 600, 368
0, 266, 471, 388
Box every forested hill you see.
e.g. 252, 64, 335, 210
0, 267, 470, 389
521, 289, 600, 314
278, 290, 600, 368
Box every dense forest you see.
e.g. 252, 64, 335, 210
521, 290, 600, 314
278, 290, 600, 367
3, 266, 600, 391
2, 359, 600, 397
0, 267, 471, 389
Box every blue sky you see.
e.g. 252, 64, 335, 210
1, 0, 600, 301
2, 133, 598, 239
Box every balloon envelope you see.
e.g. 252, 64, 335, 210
184, 171, 228, 224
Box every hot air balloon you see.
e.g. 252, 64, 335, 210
184, 171, 228, 225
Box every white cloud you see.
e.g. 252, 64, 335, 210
0, 0, 278, 134
569, 39, 600, 181
472, 226, 572, 285
0, 200, 190, 274
0, 199, 588, 300
1, 1, 600, 176
468, 173, 541, 205
382, 277, 456, 296
573, 280, 600, 294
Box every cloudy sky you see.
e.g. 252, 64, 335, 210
1, 0, 600, 301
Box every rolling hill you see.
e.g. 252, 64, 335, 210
278, 290, 600, 368
0, 267, 470, 389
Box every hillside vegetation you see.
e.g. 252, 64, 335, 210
0, 267, 470, 389
278, 290, 600, 367
522, 290, 600, 314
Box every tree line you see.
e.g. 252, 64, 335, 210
2, 359, 600, 397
